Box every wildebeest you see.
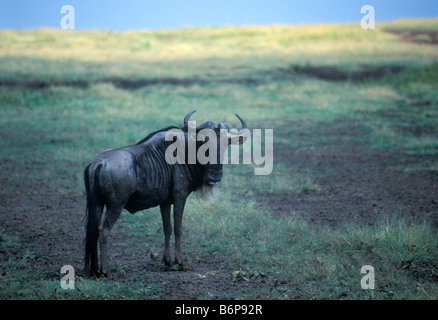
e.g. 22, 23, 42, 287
84, 110, 247, 277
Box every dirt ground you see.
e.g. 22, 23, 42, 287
1, 118, 437, 299
268, 112, 438, 227
0, 194, 281, 299
261, 138, 438, 227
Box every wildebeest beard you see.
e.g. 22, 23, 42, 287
196, 182, 220, 202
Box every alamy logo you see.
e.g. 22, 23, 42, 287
164, 121, 273, 176
360, 265, 375, 289
360, 5, 375, 30
60, 5, 75, 30
60, 265, 75, 289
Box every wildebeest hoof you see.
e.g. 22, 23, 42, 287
161, 257, 173, 270
89, 270, 100, 278
175, 260, 193, 271
162, 259, 173, 267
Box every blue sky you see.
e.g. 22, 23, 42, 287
1, 0, 437, 30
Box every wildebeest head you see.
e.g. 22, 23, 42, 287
183, 110, 248, 186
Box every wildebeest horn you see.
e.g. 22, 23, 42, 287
184, 110, 197, 128
235, 114, 247, 132
226, 114, 248, 145
184, 110, 216, 130
218, 114, 247, 132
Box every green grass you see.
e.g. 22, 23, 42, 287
190, 198, 436, 300
1, 19, 437, 299
116, 195, 438, 300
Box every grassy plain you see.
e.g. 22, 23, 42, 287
0, 19, 437, 299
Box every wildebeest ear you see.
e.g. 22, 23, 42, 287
218, 122, 230, 130
197, 121, 216, 130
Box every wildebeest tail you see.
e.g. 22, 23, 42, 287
84, 162, 103, 277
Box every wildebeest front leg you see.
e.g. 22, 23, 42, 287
160, 204, 172, 266
173, 199, 187, 267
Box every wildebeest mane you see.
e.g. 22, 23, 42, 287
134, 124, 219, 201
135, 125, 181, 145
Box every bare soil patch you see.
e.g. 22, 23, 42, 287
0, 79, 89, 89
0, 195, 276, 299
258, 122, 438, 227
384, 29, 438, 45
0, 63, 410, 90
282, 65, 405, 82
0, 77, 260, 90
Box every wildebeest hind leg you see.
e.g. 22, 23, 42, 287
98, 206, 123, 276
